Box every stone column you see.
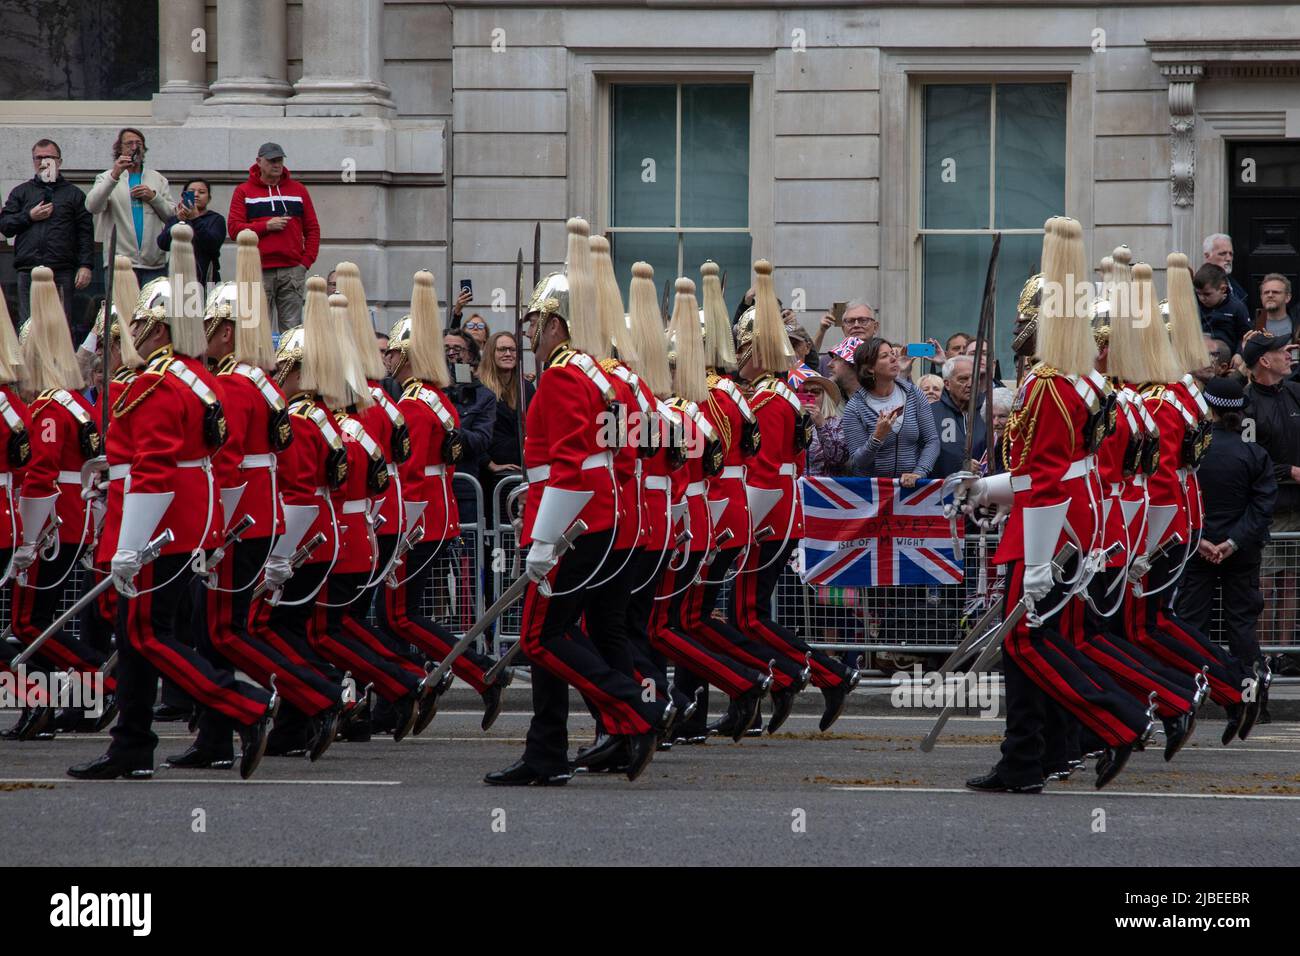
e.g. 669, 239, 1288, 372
288, 0, 394, 117
151, 0, 208, 122
203, 0, 293, 112
1161, 63, 1203, 257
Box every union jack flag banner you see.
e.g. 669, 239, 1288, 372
799, 477, 965, 587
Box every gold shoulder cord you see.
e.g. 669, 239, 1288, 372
112, 373, 166, 420
706, 391, 733, 454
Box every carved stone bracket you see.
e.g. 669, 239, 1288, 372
1160, 63, 1202, 209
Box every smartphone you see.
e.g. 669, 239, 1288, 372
460, 278, 473, 299
181, 190, 196, 209
831, 301, 847, 325
454, 362, 472, 384
906, 342, 937, 359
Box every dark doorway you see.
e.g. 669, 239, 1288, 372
1227, 140, 1300, 320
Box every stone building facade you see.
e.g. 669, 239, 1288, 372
2, 0, 1299, 360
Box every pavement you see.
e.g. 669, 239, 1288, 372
2, 681, 1298, 866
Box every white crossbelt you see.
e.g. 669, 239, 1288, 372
424, 464, 446, 477
778, 463, 797, 477
719, 465, 744, 480
240, 453, 275, 469
57, 470, 81, 484
526, 451, 612, 484
685, 480, 707, 497
109, 465, 129, 481
0, 473, 11, 489
644, 475, 671, 491
1010, 455, 1092, 493
341, 499, 369, 514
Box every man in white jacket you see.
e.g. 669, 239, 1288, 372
85, 128, 173, 284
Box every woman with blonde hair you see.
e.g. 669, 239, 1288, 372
478, 329, 534, 504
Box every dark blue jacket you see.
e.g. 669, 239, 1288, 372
158, 209, 226, 283
1197, 424, 1276, 556
930, 388, 987, 479
1198, 296, 1250, 355
448, 378, 498, 525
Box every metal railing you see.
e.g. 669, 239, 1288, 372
5, 498, 1298, 666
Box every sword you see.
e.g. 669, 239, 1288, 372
251, 531, 328, 603
919, 541, 1077, 753
14, 529, 173, 668
953, 233, 1001, 551
532, 221, 541, 290
433, 518, 587, 692
192, 513, 255, 577
384, 523, 426, 588
1128, 532, 1187, 587
514, 247, 527, 458
660, 278, 672, 323
701, 528, 735, 567
101, 225, 117, 436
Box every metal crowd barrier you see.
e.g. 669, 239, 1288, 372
7, 502, 1299, 667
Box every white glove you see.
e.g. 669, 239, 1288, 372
111, 548, 143, 596
525, 541, 558, 583
1127, 553, 1151, 585
1023, 563, 1055, 604
263, 554, 293, 589
12, 545, 38, 571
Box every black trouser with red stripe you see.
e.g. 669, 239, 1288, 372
380, 539, 497, 695
1081, 572, 1195, 719
732, 540, 850, 690
11, 543, 117, 696
107, 554, 271, 768
312, 571, 423, 703
1126, 552, 1248, 706
995, 562, 1152, 785
191, 539, 344, 755
519, 531, 667, 776
622, 548, 695, 713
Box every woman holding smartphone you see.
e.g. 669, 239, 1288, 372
157, 178, 226, 284
840, 337, 939, 484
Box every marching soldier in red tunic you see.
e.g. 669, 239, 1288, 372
382, 270, 511, 729
9, 267, 116, 728
732, 260, 861, 732
959, 217, 1156, 792
167, 232, 346, 768
485, 217, 677, 786
0, 279, 40, 739
69, 224, 278, 780
651, 270, 773, 743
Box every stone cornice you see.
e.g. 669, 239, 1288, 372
1147, 37, 1300, 74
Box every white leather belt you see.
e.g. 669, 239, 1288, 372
424, 464, 446, 477
178, 457, 211, 469
0, 473, 10, 488
57, 470, 82, 484
685, 480, 707, 497
644, 475, 671, 491
240, 453, 274, 469
719, 465, 744, 480
526, 451, 612, 484
108, 465, 130, 481
1011, 455, 1092, 493
341, 499, 369, 514
778, 463, 797, 477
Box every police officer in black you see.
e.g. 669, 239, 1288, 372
1175, 376, 1276, 671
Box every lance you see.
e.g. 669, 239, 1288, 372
100, 225, 118, 436
514, 247, 527, 459
384, 522, 427, 588
15, 529, 173, 669
532, 221, 541, 290
251, 531, 328, 603
445, 518, 587, 690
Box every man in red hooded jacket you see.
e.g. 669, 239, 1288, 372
226, 143, 319, 332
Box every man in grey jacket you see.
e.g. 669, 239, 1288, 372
85, 128, 173, 284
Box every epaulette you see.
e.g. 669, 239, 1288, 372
231, 363, 287, 412
1029, 362, 1061, 379
547, 347, 578, 369
1139, 383, 1167, 401
603, 361, 650, 414
568, 352, 617, 403
215, 354, 239, 376
111, 367, 137, 385
709, 375, 757, 424
407, 382, 458, 435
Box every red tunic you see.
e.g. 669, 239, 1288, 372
331, 414, 378, 575
396, 378, 462, 544
24, 388, 99, 544
1167, 376, 1207, 535
702, 376, 752, 547
520, 345, 619, 547
362, 380, 407, 537
993, 367, 1104, 566
95, 372, 134, 565
668, 399, 711, 554
0, 385, 34, 551
1141, 384, 1193, 549
109, 350, 224, 556
603, 359, 650, 552
280, 393, 346, 566
745, 375, 806, 540
213, 359, 287, 540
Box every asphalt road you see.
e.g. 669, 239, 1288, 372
3, 685, 1298, 866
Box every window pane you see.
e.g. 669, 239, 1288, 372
611, 85, 677, 228
0, 0, 159, 99
611, 232, 679, 312
922, 85, 991, 230
683, 232, 754, 319
995, 83, 1067, 229
922, 232, 1043, 378
681, 84, 750, 228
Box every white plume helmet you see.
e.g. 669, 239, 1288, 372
667, 276, 707, 406
329, 291, 374, 408
334, 261, 385, 381
21, 265, 84, 396
626, 261, 672, 399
